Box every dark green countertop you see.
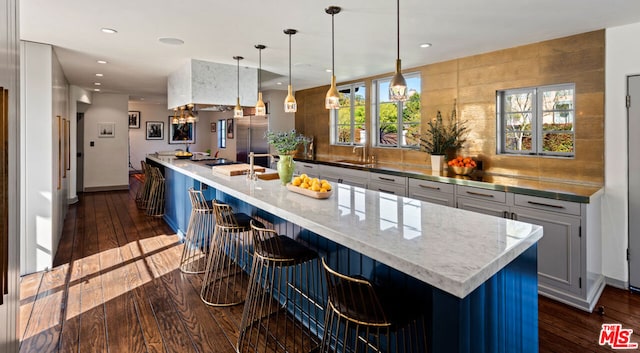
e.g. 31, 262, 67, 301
294, 158, 603, 203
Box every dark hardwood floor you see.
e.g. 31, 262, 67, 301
18, 176, 640, 352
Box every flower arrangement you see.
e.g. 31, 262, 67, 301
265, 129, 304, 155
419, 100, 468, 155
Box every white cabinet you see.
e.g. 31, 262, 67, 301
455, 185, 604, 312
368, 172, 407, 196
408, 179, 454, 207
319, 165, 369, 188
295, 162, 321, 179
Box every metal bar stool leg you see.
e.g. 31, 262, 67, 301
146, 167, 165, 217
136, 161, 153, 210
237, 221, 321, 353
180, 188, 215, 274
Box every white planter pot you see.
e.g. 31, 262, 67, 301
431, 155, 445, 172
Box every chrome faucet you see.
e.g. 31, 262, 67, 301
352, 145, 366, 162
248, 152, 272, 180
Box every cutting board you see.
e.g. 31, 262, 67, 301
212, 163, 265, 176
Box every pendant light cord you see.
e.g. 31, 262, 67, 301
289, 33, 292, 86
331, 12, 335, 74
396, 0, 400, 61
258, 48, 262, 92
236, 58, 240, 98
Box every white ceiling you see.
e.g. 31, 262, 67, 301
20, 0, 640, 105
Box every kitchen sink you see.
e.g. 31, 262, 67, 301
334, 159, 375, 166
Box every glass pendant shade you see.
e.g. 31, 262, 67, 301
171, 109, 179, 124
325, 75, 340, 109
255, 92, 266, 116
284, 85, 297, 113
234, 97, 243, 118
389, 59, 408, 102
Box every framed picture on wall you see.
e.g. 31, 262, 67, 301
168, 116, 195, 144
227, 118, 234, 139
211, 122, 216, 133
128, 111, 141, 129
98, 122, 115, 138
146, 121, 164, 140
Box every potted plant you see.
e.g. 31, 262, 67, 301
419, 100, 468, 171
265, 129, 304, 185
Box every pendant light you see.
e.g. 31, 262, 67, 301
255, 44, 267, 116
389, 0, 408, 102
283, 29, 298, 113
185, 103, 198, 123
233, 56, 244, 118
325, 6, 341, 110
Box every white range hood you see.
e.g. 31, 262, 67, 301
167, 58, 258, 110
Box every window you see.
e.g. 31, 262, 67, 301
217, 119, 226, 148
331, 83, 366, 145
373, 73, 421, 148
497, 83, 575, 157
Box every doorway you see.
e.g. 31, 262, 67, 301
629, 75, 640, 290
76, 112, 84, 193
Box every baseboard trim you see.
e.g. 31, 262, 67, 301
605, 276, 628, 290
83, 185, 129, 192
68, 195, 79, 204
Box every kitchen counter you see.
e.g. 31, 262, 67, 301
148, 154, 542, 352
149, 154, 542, 298
295, 158, 603, 203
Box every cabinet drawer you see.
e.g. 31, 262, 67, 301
514, 194, 581, 216
368, 181, 407, 196
456, 185, 507, 203
296, 163, 320, 178
369, 172, 407, 187
409, 179, 454, 194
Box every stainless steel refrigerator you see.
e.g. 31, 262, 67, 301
235, 115, 270, 168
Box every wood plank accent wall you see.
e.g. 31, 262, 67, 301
295, 30, 604, 184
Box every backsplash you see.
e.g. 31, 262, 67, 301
294, 30, 604, 185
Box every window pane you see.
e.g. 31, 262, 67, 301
542, 88, 574, 111
543, 132, 574, 152
403, 122, 421, 147
378, 99, 398, 146
337, 125, 351, 143
504, 92, 532, 113
505, 132, 532, 151
505, 112, 532, 131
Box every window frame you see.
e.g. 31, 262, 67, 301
372, 72, 421, 149
330, 82, 366, 146
496, 83, 575, 157
217, 119, 226, 149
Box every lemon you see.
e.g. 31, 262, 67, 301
320, 179, 328, 184
292, 177, 302, 186
320, 187, 328, 193
300, 182, 309, 189
300, 173, 308, 179
321, 182, 332, 191
311, 184, 321, 192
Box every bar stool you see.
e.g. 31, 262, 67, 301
319, 257, 428, 353
179, 188, 214, 274
237, 221, 321, 353
135, 161, 152, 210
145, 166, 165, 217
200, 201, 261, 306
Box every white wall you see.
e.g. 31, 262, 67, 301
83, 94, 129, 190
128, 101, 215, 167
0, 0, 20, 349
68, 85, 92, 202
20, 41, 69, 274
604, 22, 640, 286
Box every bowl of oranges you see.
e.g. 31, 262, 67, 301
287, 174, 333, 199
448, 156, 477, 175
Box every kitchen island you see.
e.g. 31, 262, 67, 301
147, 155, 543, 353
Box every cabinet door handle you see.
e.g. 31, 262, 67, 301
511, 213, 518, 220
418, 184, 440, 190
466, 191, 494, 198
378, 177, 396, 182
527, 200, 564, 209
338, 178, 344, 183
378, 189, 395, 194
303, 164, 313, 168
503, 211, 510, 219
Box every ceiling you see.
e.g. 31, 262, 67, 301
20, 0, 640, 105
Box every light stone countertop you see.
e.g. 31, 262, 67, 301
149, 155, 543, 299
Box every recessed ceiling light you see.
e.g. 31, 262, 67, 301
94, 82, 101, 86
101, 28, 118, 34
325, 69, 332, 73
140, 98, 145, 100
419, 43, 432, 48
158, 37, 184, 45
276, 82, 283, 85
94, 88, 101, 92
95, 73, 103, 77
97, 60, 108, 64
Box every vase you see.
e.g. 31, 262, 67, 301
431, 154, 445, 172
277, 154, 295, 185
